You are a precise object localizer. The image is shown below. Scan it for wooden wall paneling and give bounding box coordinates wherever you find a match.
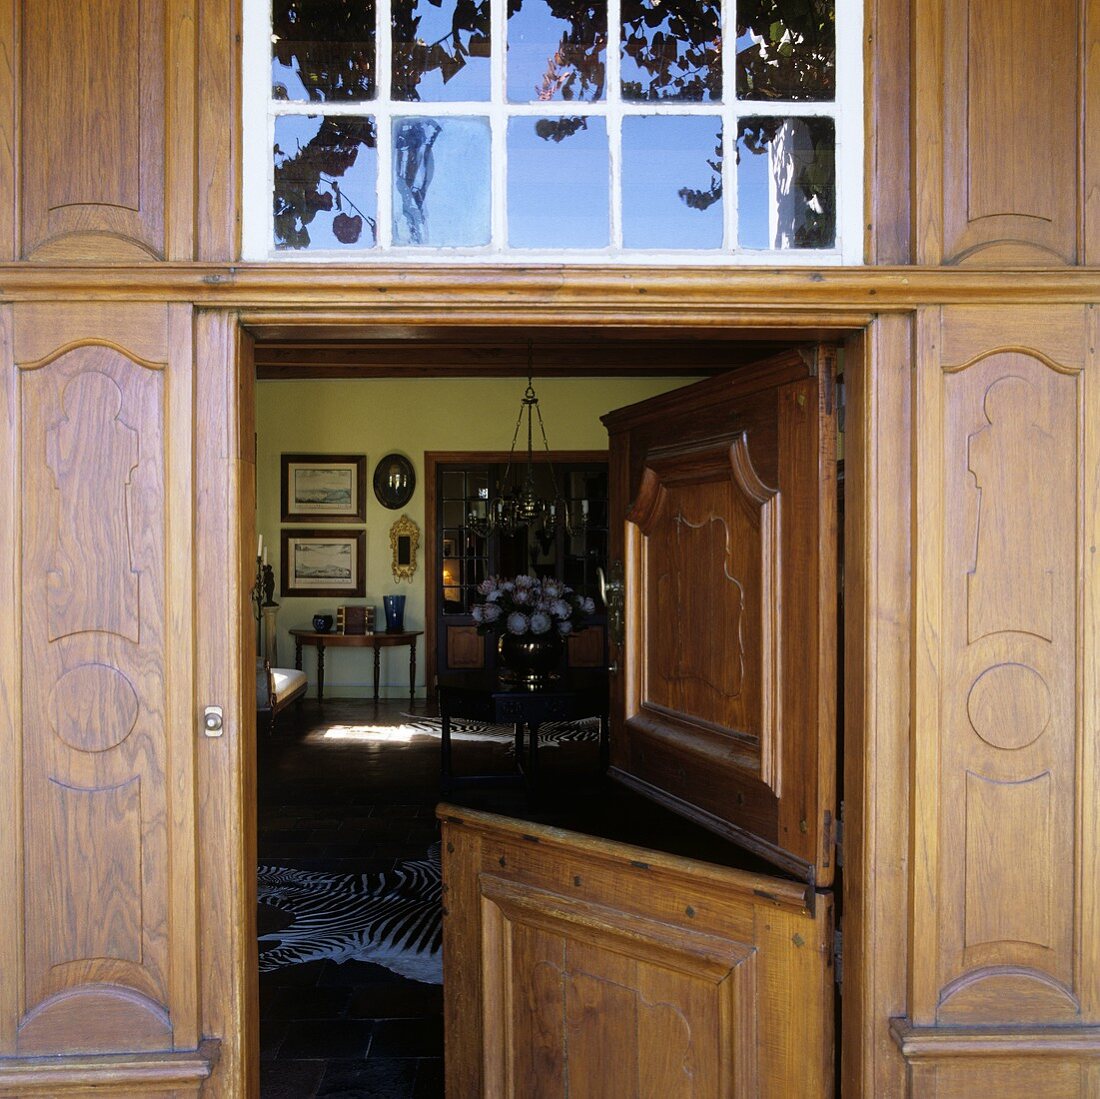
[841,316,911,1099]
[196,0,239,261]
[164,304,198,1046]
[195,311,257,1098]
[905,303,1100,1086]
[0,305,20,1054]
[866,0,911,263]
[1083,0,1100,262]
[0,301,216,1093]
[915,0,1081,265]
[165,0,197,261]
[1080,302,1100,1025]
[20,0,166,262]
[0,1,16,261]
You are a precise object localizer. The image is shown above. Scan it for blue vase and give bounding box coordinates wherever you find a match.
[383,594,406,632]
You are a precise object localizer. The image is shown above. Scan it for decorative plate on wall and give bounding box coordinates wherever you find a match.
[373,453,416,509]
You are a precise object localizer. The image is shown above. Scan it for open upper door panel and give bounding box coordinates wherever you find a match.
[602,346,839,887]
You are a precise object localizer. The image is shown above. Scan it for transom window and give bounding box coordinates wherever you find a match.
[242,0,862,263]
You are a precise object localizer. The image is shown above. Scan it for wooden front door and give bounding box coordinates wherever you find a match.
[0,306,254,1095]
[441,346,840,1097]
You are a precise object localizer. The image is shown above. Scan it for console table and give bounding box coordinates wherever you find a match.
[436,670,608,791]
[289,629,423,702]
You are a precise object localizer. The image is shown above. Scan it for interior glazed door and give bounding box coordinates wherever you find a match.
[440,347,840,1098]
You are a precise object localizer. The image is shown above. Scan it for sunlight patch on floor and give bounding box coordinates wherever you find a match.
[321,722,427,743]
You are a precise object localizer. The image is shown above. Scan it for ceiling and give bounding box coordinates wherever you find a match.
[251,325,845,379]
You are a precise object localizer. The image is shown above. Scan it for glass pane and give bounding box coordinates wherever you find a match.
[620,0,720,102]
[274,115,378,251]
[622,116,723,249]
[392,0,491,101]
[443,500,466,528]
[507,0,607,104]
[272,0,377,102]
[737,116,835,249]
[507,117,609,248]
[392,117,491,246]
[469,472,489,499]
[441,470,465,498]
[736,1,835,102]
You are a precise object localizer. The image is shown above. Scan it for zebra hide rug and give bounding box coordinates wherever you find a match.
[398,714,599,753]
[257,843,442,984]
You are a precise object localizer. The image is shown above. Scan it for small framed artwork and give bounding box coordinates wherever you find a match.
[282,453,367,522]
[281,529,366,597]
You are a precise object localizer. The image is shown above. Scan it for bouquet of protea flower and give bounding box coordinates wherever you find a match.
[471,574,595,638]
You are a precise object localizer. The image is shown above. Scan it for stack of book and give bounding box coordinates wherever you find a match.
[337,605,375,634]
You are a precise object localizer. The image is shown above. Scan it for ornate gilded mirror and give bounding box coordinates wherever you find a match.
[390,514,420,583]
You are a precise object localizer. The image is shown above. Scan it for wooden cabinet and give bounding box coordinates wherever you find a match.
[442,346,842,1095]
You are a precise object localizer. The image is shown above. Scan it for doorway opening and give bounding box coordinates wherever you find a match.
[243,323,857,1097]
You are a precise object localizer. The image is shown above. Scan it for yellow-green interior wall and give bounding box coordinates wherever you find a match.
[256,376,695,697]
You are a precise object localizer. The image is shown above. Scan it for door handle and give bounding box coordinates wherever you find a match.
[203,706,224,737]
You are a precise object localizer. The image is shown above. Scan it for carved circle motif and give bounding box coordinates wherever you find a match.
[966,663,1050,750]
[48,664,140,753]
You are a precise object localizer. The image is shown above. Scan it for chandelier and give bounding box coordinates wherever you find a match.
[467,361,586,539]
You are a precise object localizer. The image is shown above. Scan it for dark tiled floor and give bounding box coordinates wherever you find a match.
[258,699,450,1099]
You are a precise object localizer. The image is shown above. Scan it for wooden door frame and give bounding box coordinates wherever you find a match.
[226,305,909,1099]
[423,449,609,692]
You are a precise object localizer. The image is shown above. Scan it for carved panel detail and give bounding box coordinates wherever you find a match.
[966,663,1050,750]
[46,371,141,642]
[966,375,1056,642]
[48,664,140,752]
[20,0,167,259]
[19,337,177,1051]
[45,777,144,971]
[631,436,779,747]
[919,335,1080,1025]
[964,770,1052,951]
[932,0,1079,263]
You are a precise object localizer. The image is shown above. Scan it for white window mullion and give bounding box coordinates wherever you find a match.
[490,0,508,249]
[835,0,864,263]
[607,0,623,250]
[723,0,737,252]
[376,0,394,248]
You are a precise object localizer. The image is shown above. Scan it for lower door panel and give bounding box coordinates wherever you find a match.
[441,805,834,1099]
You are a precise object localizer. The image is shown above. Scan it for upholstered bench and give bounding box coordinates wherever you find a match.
[257,659,308,735]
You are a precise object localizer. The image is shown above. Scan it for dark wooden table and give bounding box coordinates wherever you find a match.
[290,629,423,702]
[436,670,609,791]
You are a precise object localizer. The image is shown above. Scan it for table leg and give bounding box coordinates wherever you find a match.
[514,722,524,759]
[599,711,609,774]
[409,638,416,702]
[373,645,381,704]
[294,638,303,670]
[316,643,325,702]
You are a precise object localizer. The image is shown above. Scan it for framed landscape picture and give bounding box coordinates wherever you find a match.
[281,529,366,597]
[281,453,367,522]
